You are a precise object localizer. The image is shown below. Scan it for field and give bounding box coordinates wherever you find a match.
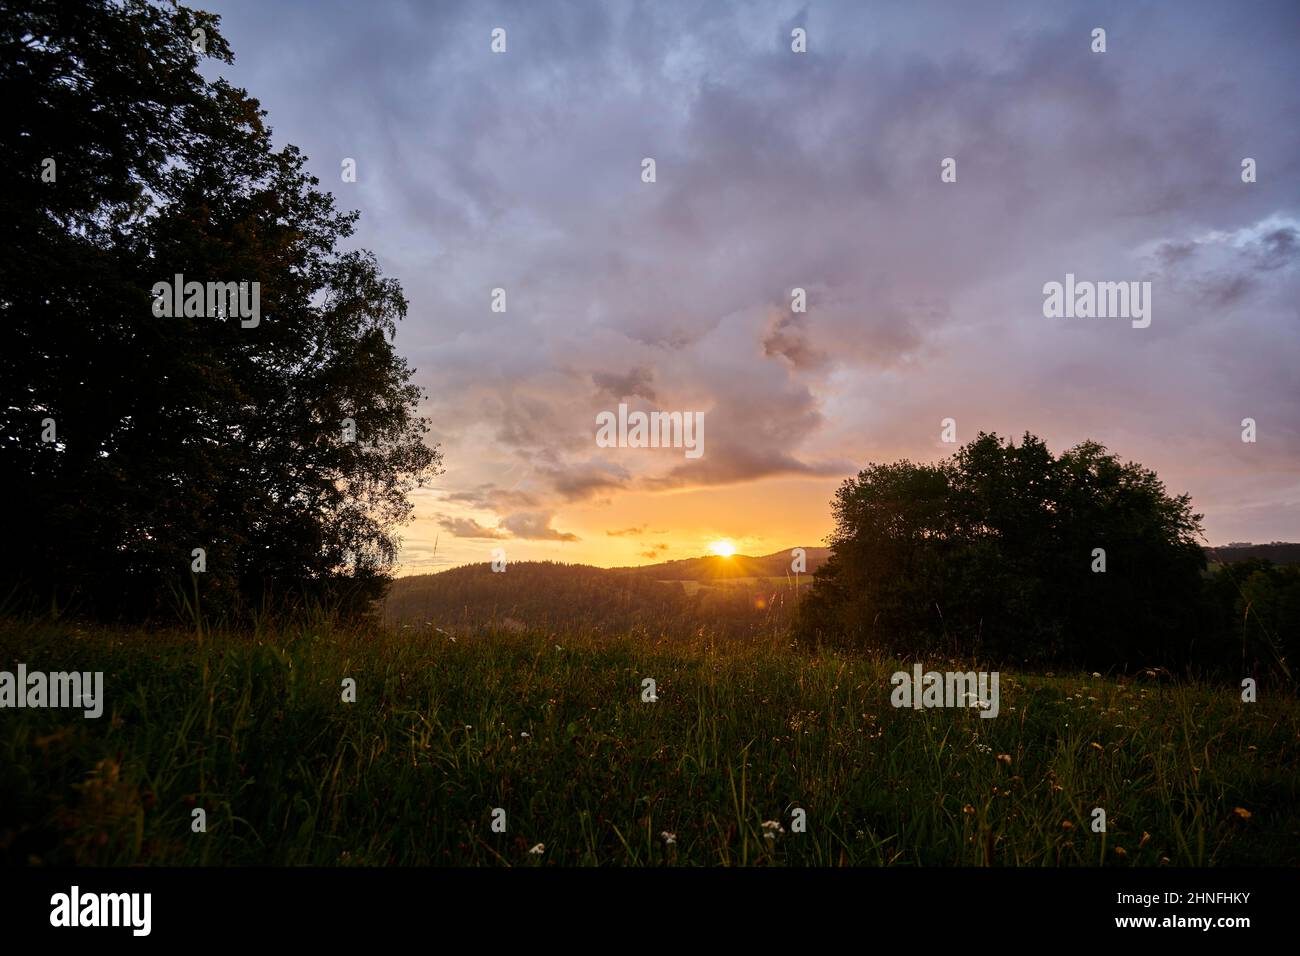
[2,617,1296,866]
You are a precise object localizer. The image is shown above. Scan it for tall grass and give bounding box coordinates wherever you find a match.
[1,618,1295,865]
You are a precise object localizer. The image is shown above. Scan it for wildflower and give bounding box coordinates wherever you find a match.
[996,753,1012,766]
[1091,672,1102,678]
[520,731,529,738]
[1233,807,1252,820]
[661,831,677,845]
[1061,820,1074,830]
[761,820,785,840]
[1139,831,1151,848]
[1089,742,1104,752]
[528,843,545,855]
[963,804,976,815]
[1114,846,1128,858]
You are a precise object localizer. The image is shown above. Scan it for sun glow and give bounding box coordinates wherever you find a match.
[709,540,736,557]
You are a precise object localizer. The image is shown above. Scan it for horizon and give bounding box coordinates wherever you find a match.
[395,539,1296,577]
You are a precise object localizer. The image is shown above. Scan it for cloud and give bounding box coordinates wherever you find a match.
[606,525,647,537]
[536,460,631,502]
[762,311,827,370]
[446,484,541,511]
[437,516,508,539]
[593,367,657,401]
[1247,224,1299,272]
[499,511,580,542]
[1143,214,1300,311]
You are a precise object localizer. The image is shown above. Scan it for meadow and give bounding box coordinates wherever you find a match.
[1,616,1295,866]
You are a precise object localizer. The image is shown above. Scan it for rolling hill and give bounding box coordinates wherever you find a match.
[383,548,829,637]
[614,547,830,580]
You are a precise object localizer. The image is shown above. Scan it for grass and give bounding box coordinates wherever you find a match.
[1,616,1296,866]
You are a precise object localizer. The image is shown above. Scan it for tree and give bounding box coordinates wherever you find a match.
[0,0,441,619]
[1199,559,1299,683]
[798,433,1206,670]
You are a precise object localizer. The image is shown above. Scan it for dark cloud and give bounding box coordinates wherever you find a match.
[592,367,657,401]
[1145,216,1300,313]
[437,516,508,539]
[1252,227,1299,271]
[1200,273,1255,309]
[535,460,630,502]
[1153,240,1197,269]
[762,312,827,370]
[499,511,580,542]
[446,484,541,511]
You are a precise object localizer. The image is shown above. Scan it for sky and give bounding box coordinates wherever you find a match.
[200,0,1300,573]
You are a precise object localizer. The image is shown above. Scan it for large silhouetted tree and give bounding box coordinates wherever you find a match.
[0,0,440,618]
[798,433,1206,670]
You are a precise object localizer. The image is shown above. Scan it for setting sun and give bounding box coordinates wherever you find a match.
[709,540,736,558]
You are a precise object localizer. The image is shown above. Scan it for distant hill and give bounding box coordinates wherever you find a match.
[1205,542,1300,566]
[614,547,830,581]
[383,549,825,637]
[384,561,691,635]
